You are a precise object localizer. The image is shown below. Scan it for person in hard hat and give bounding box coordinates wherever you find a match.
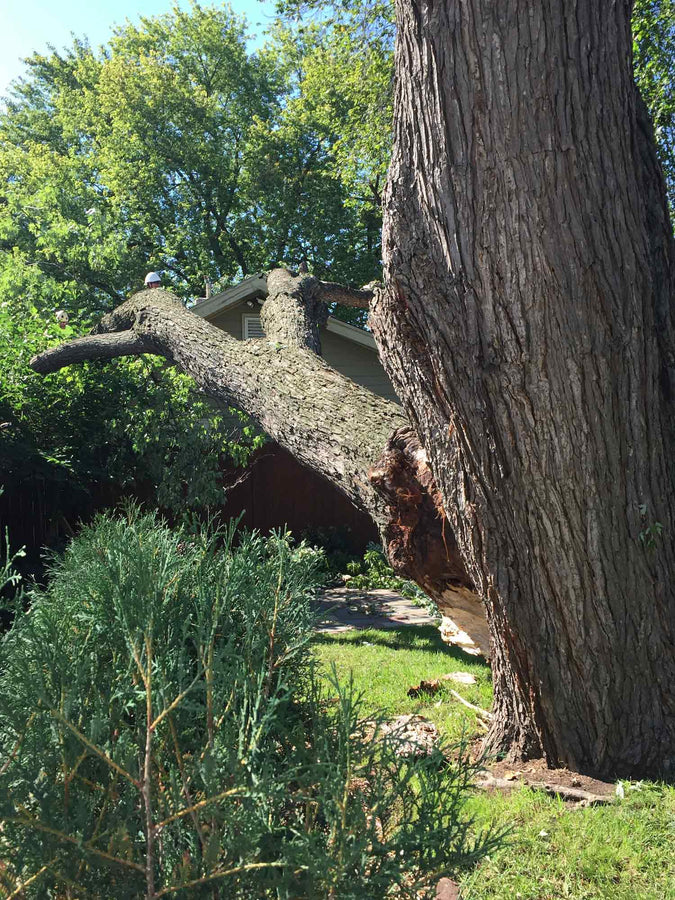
[145,272,162,289]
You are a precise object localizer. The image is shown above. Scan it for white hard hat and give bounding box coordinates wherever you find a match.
[144,271,161,285]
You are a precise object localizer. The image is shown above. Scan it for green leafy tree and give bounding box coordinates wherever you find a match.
[0,1,386,308]
[632,0,674,214]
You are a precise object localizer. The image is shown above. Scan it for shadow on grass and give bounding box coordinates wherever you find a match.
[313,624,489,668]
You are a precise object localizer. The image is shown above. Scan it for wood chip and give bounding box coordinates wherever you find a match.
[442,672,477,685]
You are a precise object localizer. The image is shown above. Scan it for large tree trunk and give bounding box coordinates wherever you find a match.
[30,270,489,654]
[376,0,675,777]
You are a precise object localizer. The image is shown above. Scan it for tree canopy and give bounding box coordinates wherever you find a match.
[0,1,388,525]
[1,0,672,544]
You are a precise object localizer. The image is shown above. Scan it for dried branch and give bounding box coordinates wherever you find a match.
[476,773,613,806]
[448,689,493,721]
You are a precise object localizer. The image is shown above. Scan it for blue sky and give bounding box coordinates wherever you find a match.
[0,0,276,98]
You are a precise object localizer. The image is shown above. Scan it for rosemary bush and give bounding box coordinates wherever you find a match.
[0,509,497,897]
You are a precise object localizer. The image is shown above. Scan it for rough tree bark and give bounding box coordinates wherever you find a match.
[375,0,675,777]
[30,270,489,655]
[30,1,675,779]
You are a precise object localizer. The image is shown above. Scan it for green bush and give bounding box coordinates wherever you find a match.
[0,509,497,897]
[345,543,439,615]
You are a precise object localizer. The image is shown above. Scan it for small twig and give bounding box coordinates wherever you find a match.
[168,714,206,850]
[50,709,141,788]
[5,858,57,899]
[448,689,493,721]
[77,777,116,882]
[3,816,145,872]
[155,861,288,897]
[151,671,203,731]
[156,787,244,831]
[0,712,36,775]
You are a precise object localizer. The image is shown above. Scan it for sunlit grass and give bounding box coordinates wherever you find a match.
[462,782,675,899]
[312,625,675,900]
[312,625,492,745]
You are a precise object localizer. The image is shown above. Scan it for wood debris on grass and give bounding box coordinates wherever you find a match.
[378,714,440,757]
[476,761,618,807]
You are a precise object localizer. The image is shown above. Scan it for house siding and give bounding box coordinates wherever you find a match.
[208,306,249,339]
[205,305,399,403]
[319,328,399,402]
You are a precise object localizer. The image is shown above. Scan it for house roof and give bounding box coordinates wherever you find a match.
[192,273,378,351]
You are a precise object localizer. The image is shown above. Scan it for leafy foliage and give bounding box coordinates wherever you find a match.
[269,0,393,303]
[0,509,497,897]
[0,1,384,311]
[632,0,675,215]
[0,298,264,514]
[344,542,438,613]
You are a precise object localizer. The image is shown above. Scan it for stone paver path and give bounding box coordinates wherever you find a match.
[313,587,439,633]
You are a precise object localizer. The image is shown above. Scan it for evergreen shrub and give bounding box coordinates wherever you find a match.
[0,508,498,897]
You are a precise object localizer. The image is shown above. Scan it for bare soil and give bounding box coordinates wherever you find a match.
[479,756,618,802]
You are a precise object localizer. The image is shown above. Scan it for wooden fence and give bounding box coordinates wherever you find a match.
[1,443,378,582]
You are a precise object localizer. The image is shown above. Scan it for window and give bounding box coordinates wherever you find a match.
[242,314,265,340]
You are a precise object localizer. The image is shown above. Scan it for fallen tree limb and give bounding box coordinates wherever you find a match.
[31,331,148,374]
[315,280,375,309]
[29,269,491,656]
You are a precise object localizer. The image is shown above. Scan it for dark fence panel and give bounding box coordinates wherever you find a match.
[221,444,379,552]
[1,443,378,583]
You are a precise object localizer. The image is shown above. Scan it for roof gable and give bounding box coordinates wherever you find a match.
[192,274,378,351]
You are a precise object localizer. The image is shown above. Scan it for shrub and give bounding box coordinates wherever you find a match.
[0,509,497,897]
[345,543,439,615]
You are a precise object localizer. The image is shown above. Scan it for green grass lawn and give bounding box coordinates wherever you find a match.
[463,782,675,899]
[312,625,675,900]
[312,625,492,744]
